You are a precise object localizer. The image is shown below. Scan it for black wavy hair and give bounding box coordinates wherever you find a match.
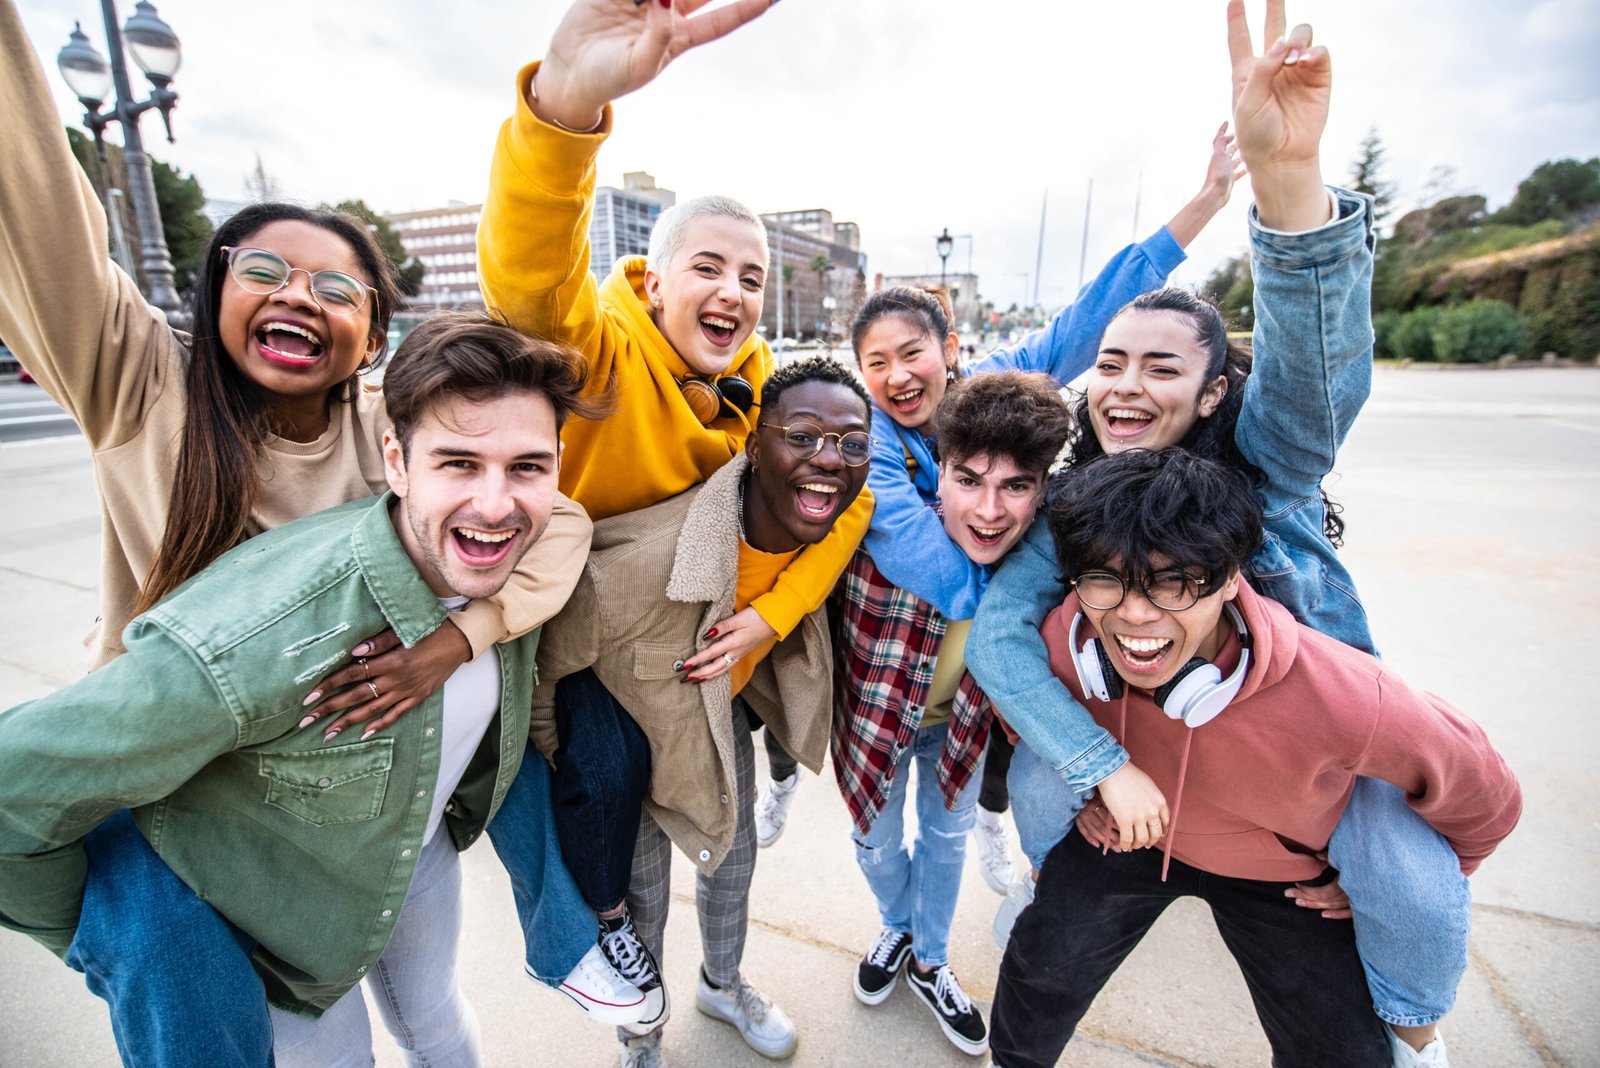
[1049,448,1264,593]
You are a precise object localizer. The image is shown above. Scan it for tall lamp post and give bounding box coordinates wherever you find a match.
[57,1,186,324]
[935,227,954,289]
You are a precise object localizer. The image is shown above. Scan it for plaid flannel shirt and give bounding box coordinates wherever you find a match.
[832,548,993,836]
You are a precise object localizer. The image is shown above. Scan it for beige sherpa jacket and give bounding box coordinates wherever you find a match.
[531,453,834,873]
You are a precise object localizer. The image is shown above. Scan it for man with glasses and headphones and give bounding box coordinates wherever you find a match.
[986,448,1521,1068]
[522,357,871,1067]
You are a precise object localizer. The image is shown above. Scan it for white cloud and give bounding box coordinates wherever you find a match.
[19,0,1598,312]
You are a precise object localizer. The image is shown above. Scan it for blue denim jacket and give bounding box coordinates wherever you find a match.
[0,494,539,1013]
[965,188,1377,791]
[863,227,1187,621]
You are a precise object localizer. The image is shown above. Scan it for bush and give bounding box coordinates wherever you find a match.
[1393,306,1444,361]
[1431,300,1528,363]
[1371,311,1403,360]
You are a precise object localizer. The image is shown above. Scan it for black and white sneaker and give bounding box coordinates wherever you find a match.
[853,928,913,1006]
[906,962,989,1055]
[599,909,670,1035]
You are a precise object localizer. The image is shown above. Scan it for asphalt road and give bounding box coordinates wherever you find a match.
[0,365,1596,1067]
[0,381,78,443]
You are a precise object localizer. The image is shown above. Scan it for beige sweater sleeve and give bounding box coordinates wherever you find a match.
[0,0,178,450]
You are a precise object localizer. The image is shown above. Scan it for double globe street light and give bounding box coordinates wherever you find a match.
[57,1,186,323]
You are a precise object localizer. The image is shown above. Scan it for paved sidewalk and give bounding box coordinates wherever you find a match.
[0,366,1595,1066]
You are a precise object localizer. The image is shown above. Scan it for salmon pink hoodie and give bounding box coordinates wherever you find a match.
[1041,582,1521,882]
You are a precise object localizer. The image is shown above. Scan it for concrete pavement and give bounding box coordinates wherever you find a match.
[0,365,1595,1066]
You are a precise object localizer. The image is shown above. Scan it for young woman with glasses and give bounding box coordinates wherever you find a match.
[966,4,1466,1063]
[0,2,609,1060]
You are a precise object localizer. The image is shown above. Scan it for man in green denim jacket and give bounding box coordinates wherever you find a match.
[0,315,592,1024]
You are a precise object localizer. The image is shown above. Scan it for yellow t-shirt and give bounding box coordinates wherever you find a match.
[921,618,972,729]
[729,538,802,696]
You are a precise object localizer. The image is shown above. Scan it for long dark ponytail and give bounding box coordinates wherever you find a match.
[133,202,400,615]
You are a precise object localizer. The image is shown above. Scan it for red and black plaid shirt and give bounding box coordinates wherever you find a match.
[831,549,993,836]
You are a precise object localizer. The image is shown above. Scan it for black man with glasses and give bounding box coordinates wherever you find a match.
[987,448,1521,1068]
[524,357,872,1064]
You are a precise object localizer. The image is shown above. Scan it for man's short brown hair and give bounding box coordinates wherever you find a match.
[383,313,604,455]
[932,370,1072,477]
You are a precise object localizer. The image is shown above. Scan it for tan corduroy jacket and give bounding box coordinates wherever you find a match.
[531,454,835,873]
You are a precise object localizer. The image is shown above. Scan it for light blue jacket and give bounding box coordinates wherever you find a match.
[965,188,1378,791]
[863,228,1187,621]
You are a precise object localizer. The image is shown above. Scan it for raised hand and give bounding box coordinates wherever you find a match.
[1226,0,1332,231]
[533,0,776,131]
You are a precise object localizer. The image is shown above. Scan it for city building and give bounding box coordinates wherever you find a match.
[761,209,867,342]
[591,172,676,278]
[386,200,483,310]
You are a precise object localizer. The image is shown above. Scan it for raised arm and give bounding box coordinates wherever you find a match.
[0,0,175,450]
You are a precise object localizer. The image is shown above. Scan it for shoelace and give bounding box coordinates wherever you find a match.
[979,819,1008,852]
[929,966,974,1015]
[730,975,772,1022]
[866,930,905,969]
[602,924,658,986]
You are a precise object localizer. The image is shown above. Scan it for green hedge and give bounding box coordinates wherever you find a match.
[1380,301,1529,363]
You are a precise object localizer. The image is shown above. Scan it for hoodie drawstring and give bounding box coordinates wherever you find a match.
[1161,730,1195,882]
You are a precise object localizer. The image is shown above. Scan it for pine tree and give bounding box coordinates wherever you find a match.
[1349,127,1396,225]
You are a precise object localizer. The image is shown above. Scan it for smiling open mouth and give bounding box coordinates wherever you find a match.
[1114,634,1174,673]
[968,525,1009,548]
[451,526,518,567]
[700,314,737,345]
[794,482,840,520]
[257,322,325,362]
[888,387,924,414]
[1104,408,1153,438]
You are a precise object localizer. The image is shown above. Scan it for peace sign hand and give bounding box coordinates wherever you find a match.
[533,0,777,131]
[1226,0,1332,231]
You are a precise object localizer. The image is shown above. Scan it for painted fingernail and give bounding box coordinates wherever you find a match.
[298,714,318,729]
[1285,47,1301,64]
[324,727,343,741]
[361,728,376,740]
[660,0,671,8]
[704,628,718,640]
[302,691,321,707]
[353,643,372,656]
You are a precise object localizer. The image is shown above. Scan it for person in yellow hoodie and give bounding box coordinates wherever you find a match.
[472,2,872,1054]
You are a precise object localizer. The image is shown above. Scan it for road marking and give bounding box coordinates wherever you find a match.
[0,414,77,427]
[0,400,61,413]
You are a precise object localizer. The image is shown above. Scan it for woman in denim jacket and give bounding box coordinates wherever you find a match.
[967,7,1464,1065]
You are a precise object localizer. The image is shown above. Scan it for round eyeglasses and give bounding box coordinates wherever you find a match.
[760,421,872,467]
[1071,569,1210,612]
[221,246,375,316]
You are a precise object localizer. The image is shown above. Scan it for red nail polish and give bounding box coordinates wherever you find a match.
[660,0,671,8]
[704,628,718,640]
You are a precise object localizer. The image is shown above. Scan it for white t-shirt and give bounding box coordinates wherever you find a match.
[423,596,504,844]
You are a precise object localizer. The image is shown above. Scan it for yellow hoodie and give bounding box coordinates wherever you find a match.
[478,62,871,639]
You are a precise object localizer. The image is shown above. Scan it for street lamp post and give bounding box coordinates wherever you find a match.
[935,227,955,290]
[57,1,186,324]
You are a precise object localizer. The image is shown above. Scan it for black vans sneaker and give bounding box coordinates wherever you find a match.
[599,909,669,1035]
[853,928,913,1006]
[906,962,989,1055]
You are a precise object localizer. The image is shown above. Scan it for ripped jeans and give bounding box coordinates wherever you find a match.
[851,721,980,968]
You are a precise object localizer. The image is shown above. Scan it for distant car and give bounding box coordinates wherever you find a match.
[0,344,28,383]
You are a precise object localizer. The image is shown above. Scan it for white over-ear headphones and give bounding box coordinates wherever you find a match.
[1068,603,1251,728]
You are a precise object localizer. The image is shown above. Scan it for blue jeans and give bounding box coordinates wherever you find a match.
[1330,776,1469,1027]
[484,742,603,986]
[1005,736,1083,871]
[270,831,480,1067]
[65,810,274,1068]
[540,667,653,912]
[852,721,980,968]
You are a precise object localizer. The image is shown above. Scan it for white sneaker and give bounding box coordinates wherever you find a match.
[598,909,670,1036]
[755,771,803,849]
[1387,1027,1450,1067]
[617,1029,667,1068]
[973,807,1017,895]
[547,943,648,1025]
[992,874,1036,950]
[695,969,798,1059]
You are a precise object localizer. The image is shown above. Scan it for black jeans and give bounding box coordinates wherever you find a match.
[979,729,1014,814]
[763,724,798,782]
[549,667,653,912]
[990,831,1388,1068]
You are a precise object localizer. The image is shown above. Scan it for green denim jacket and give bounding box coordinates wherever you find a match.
[0,493,539,1013]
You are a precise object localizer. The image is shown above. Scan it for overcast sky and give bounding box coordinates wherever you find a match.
[19,0,1600,310]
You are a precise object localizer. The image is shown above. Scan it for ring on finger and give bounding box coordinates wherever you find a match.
[366,680,381,701]
[721,653,737,666]
[358,656,371,680]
